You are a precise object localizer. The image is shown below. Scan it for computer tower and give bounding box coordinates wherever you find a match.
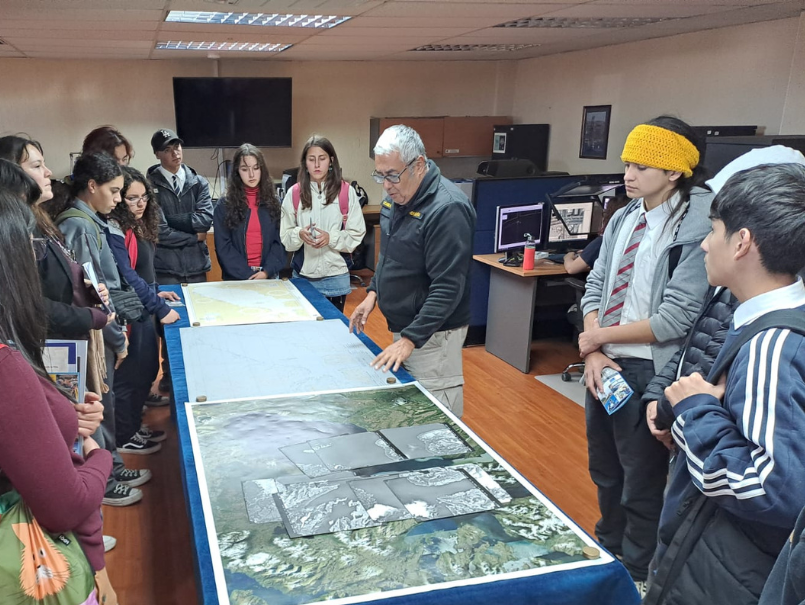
[492,124,550,173]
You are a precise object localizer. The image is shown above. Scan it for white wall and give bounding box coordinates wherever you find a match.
[512,16,805,174]
[2,15,804,190]
[0,58,515,200]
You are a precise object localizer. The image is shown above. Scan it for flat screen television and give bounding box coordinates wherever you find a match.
[172,77,292,148]
[494,203,544,253]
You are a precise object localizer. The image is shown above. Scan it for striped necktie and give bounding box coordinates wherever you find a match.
[601,213,648,327]
[172,174,181,195]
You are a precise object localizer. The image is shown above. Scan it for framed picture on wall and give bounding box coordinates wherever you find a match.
[579,105,611,160]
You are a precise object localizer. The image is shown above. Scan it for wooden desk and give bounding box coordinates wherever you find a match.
[362,204,381,219]
[362,205,382,270]
[473,253,568,373]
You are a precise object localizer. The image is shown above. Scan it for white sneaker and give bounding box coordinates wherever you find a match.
[634,580,648,598]
[103,535,117,553]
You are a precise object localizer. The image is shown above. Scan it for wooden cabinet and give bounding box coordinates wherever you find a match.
[370,116,511,159]
[443,116,511,157]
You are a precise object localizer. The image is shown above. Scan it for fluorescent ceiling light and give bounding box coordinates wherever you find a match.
[166,11,350,29]
[156,40,292,52]
[412,44,539,52]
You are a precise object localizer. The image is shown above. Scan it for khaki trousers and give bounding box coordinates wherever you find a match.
[393,325,468,417]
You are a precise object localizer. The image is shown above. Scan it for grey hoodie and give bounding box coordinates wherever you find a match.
[581,187,713,374]
[57,199,126,353]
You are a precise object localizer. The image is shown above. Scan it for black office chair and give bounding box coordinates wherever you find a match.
[561,277,587,382]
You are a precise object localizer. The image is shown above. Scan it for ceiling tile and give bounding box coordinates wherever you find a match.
[541,2,736,17]
[157,28,316,44]
[337,16,513,28]
[448,27,600,43]
[0,28,156,41]
[315,26,479,38]
[0,8,165,21]
[0,0,167,8]
[362,2,560,19]
[8,39,154,50]
[0,19,159,32]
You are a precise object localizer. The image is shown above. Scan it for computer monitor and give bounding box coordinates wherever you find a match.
[549,200,596,245]
[494,203,544,255]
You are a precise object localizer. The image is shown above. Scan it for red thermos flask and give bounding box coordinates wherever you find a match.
[523,233,536,270]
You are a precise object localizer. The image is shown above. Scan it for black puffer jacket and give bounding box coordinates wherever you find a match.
[642,286,739,429]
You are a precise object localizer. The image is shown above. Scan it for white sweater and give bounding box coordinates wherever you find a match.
[280,181,366,278]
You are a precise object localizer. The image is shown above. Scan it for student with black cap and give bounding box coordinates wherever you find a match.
[147,128,213,392]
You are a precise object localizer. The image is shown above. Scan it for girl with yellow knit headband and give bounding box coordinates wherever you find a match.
[575,116,712,595]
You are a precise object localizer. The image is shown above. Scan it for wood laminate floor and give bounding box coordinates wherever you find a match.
[103,279,598,604]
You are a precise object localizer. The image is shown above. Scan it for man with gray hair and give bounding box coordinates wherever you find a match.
[349,125,476,416]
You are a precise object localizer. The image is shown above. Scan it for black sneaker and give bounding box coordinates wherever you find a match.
[119,433,162,456]
[144,392,169,407]
[137,424,166,443]
[102,484,143,507]
[114,467,152,487]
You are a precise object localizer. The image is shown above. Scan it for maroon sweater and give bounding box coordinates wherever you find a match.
[0,346,112,571]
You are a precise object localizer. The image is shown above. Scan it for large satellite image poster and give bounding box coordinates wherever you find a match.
[186,383,611,605]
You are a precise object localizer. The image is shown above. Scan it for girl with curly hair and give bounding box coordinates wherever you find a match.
[107,166,179,454]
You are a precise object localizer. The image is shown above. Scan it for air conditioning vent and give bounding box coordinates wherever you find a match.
[496,16,670,29]
[411,43,538,52]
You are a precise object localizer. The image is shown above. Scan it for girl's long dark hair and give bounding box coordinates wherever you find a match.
[644,116,710,220]
[297,135,343,210]
[0,191,49,379]
[0,159,42,203]
[0,134,63,240]
[111,166,160,243]
[223,144,280,230]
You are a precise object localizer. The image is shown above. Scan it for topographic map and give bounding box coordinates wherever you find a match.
[180,320,393,402]
[183,280,321,327]
[187,384,602,605]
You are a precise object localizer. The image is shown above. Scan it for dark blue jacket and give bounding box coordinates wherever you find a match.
[147,164,213,280]
[212,199,286,281]
[647,303,805,605]
[759,505,805,605]
[106,224,171,321]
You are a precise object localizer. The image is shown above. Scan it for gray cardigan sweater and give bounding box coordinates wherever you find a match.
[580,187,713,374]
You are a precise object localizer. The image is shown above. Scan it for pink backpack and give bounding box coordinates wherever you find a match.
[291,180,350,229]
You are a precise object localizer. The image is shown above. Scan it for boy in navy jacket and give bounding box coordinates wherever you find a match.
[645,163,805,605]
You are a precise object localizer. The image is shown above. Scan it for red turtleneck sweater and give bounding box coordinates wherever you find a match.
[245,186,263,268]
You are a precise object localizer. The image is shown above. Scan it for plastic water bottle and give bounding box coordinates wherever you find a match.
[598,367,634,415]
[523,233,536,270]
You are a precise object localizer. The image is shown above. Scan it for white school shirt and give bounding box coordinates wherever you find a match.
[157,165,185,193]
[733,279,805,329]
[602,193,681,361]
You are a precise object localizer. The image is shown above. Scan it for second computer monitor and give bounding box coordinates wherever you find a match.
[495,203,544,253]
[549,200,596,245]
